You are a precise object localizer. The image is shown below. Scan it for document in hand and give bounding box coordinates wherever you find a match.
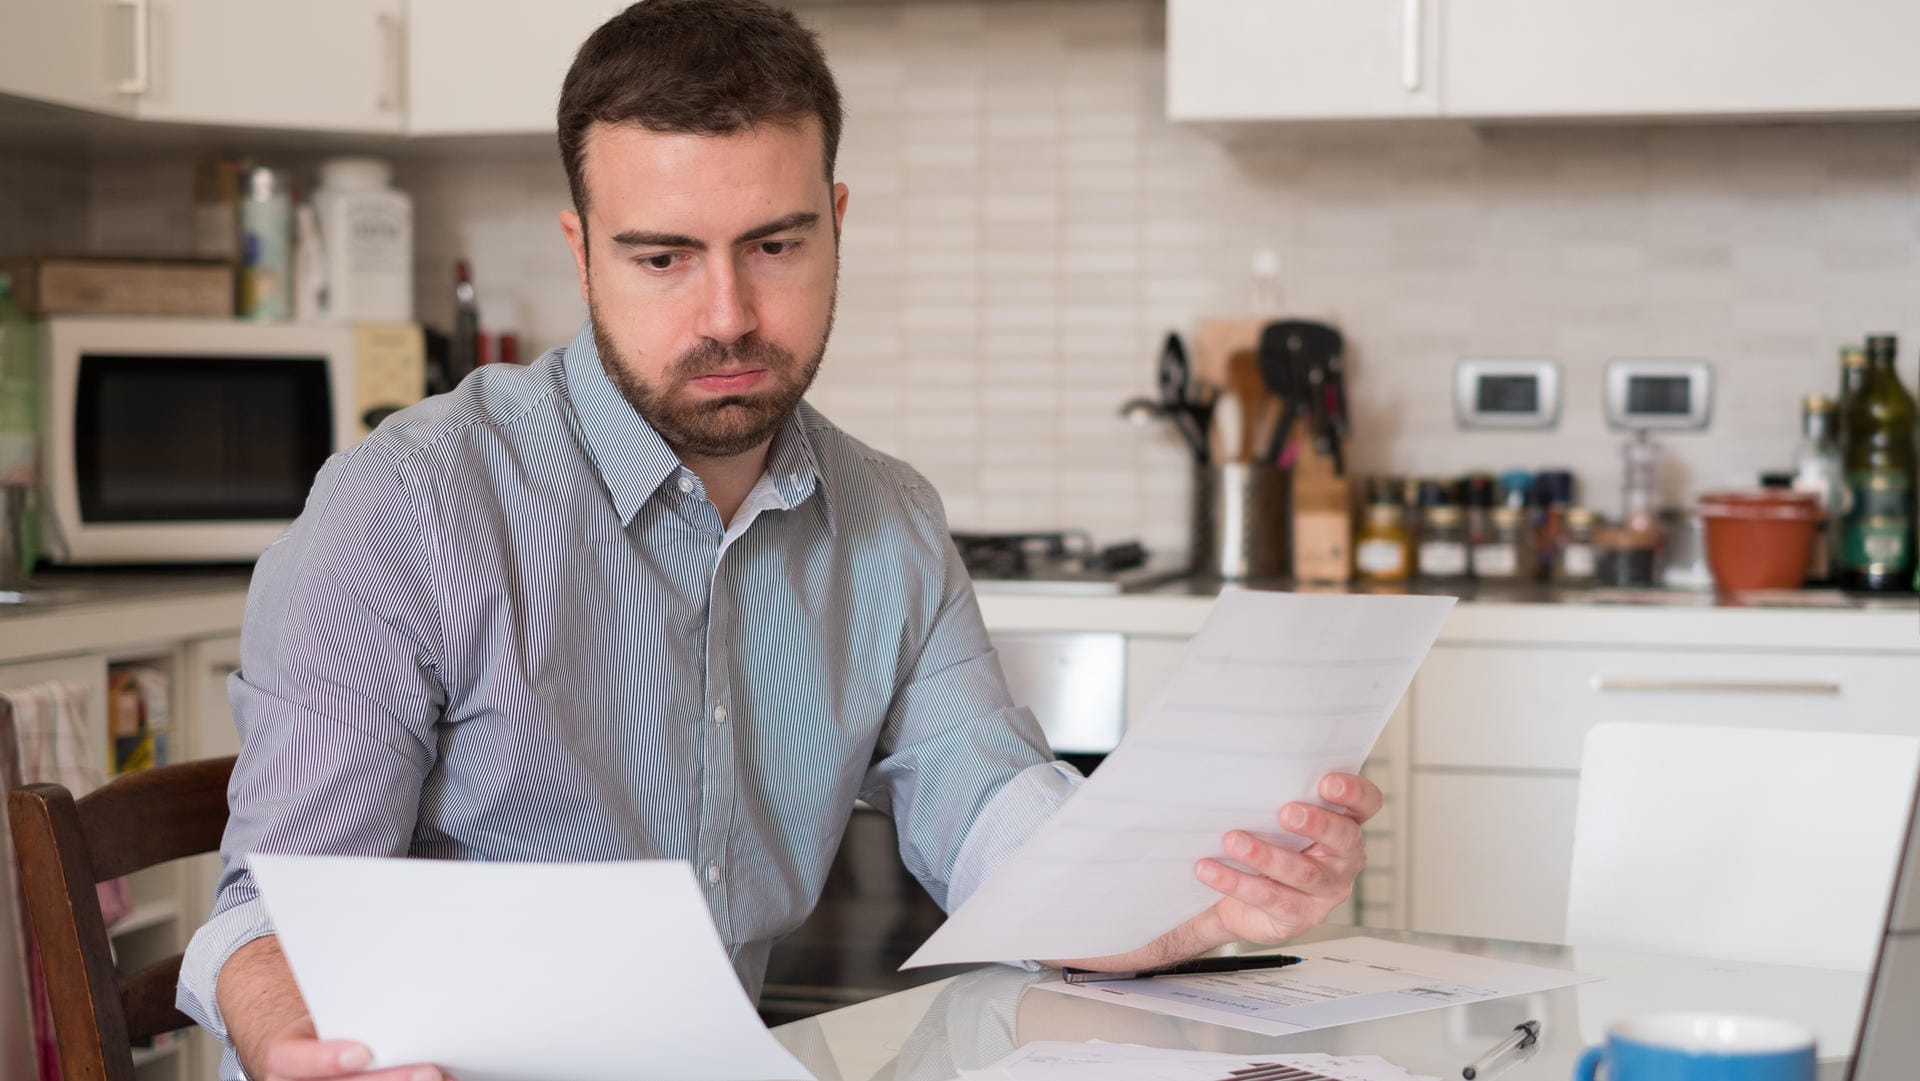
[247,855,814,1081]
[904,590,1455,968]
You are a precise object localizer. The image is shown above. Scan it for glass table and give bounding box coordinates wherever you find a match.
[773,927,1867,1081]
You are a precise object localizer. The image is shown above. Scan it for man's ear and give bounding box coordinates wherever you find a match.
[831,182,849,242]
[560,208,590,306]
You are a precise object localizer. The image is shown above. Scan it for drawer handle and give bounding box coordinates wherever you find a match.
[1593,676,1841,697]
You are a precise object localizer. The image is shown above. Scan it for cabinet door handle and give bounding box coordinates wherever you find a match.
[1401,0,1423,92]
[377,11,405,113]
[1592,676,1842,697]
[116,0,151,96]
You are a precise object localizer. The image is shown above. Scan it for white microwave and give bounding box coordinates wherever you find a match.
[38,317,424,564]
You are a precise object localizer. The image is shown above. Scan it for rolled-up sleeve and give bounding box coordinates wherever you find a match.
[858,479,1079,912]
[177,442,445,1044]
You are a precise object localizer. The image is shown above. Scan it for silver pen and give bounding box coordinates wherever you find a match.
[1462,1019,1541,1080]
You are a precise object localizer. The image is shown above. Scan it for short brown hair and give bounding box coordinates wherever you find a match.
[557,0,844,221]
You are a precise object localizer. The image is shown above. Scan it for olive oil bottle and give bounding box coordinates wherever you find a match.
[1840,335,1917,592]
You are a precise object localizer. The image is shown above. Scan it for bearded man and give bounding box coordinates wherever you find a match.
[177,3,1381,1079]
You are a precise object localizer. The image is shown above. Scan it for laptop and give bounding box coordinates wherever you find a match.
[1848,763,1920,1080]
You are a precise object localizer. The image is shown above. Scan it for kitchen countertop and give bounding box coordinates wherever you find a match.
[0,566,1913,663]
[976,575,1920,651]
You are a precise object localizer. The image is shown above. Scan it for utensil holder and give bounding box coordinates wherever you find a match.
[1192,463,1289,580]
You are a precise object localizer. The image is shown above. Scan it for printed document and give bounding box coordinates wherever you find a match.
[1038,936,1594,1037]
[906,591,1455,967]
[248,855,814,1081]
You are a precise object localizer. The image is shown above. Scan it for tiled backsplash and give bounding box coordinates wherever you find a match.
[6,0,1920,557]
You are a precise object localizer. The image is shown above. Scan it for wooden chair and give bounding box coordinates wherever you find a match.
[6,735,234,1081]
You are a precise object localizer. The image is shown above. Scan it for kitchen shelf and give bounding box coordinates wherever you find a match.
[129,1040,180,1068]
[110,898,181,940]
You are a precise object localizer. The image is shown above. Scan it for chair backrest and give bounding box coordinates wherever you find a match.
[1567,722,1919,972]
[6,752,234,1081]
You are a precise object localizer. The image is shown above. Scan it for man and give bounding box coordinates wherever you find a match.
[177,2,1382,1078]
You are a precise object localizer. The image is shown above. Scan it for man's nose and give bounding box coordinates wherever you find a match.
[698,257,758,345]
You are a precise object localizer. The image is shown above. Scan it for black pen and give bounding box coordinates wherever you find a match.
[1061,952,1305,984]
[1461,1020,1541,1080]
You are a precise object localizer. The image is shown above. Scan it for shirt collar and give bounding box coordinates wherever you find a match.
[561,321,836,532]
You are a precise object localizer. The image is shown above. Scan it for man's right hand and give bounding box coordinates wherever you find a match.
[254,1016,442,1081]
[218,936,445,1081]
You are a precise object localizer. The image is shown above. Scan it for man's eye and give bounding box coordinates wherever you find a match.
[641,253,679,271]
[759,240,796,256]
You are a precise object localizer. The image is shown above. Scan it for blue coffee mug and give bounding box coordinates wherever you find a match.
[1574,1013,1814,1081]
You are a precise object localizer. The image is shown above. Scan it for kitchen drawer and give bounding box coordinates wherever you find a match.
[1414,645,1918,771]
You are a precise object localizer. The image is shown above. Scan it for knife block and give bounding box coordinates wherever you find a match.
[1288,433,1353,583]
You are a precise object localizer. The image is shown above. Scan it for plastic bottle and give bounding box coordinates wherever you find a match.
[311,157,414,322]
[0,274,38,581]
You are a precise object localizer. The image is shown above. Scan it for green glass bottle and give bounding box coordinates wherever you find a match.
[1840,334,1917,592]
[0,272,37,580]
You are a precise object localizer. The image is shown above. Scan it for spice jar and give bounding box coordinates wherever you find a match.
[1355,502,1412,583]
[1593,526,1662,588]
[1555,507,1598,585]
[1417,504,1470,583]
[1473,506,1532,582]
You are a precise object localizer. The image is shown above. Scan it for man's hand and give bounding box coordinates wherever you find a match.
[1053,771,1381,973]
[1190,771,1379,945]
[254,1016,443,1081]
[219,936,446,1081]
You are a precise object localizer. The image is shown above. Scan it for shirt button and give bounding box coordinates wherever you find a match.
[677,476,694,494]
[713,704,728,725]
[706,862,721,886]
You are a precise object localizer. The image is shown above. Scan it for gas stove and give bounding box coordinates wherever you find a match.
[950,531,1187,595]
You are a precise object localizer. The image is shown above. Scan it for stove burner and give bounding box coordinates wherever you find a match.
[949,531,1149,581]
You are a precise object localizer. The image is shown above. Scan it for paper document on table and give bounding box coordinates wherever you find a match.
[1038,936,1595,1037]
[906,591,1455,967]
[248,855,813,1081]
[959,1041,1438,1081]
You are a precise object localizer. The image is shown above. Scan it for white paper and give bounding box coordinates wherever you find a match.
[1037,936,1595,1037]
[959,1041,1437,1081]
[247,854,814,1081]
[907,591,1455,967]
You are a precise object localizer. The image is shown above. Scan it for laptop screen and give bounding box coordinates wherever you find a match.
[1848,768,1920,1081]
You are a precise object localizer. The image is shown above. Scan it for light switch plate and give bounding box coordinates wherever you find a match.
[1454,358,1560,430]
[1605,357,1712,431]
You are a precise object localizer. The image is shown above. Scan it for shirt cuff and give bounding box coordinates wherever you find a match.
[176,894,277,1044]
[946,759,1083,916]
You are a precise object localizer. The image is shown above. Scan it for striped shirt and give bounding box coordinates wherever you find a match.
[177,323,1079,1075]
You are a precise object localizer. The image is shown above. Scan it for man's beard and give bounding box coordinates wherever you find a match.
[589,294,832,459]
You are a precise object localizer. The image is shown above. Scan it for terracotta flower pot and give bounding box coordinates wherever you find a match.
[1697,490,1822,592]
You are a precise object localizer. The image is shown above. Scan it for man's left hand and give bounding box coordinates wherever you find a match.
[1190,771,1381,946]
[1051,771,1382,973]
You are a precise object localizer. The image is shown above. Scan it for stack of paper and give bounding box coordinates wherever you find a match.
[959,1041,1437,1081]
[1038,936,1594,1037]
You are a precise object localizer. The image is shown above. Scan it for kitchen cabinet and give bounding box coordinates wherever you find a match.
[0,0,133,116]
[406,0,628,135]
[128,0,405,132]
[1165,0,1441,121]
[0,585,249,1081]
[1404,634,1920,946]
[1406,771,1578,944]
[0,0,404,133]
[1441,0,1920,119]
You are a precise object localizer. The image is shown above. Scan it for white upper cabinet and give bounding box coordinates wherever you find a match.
[0,0,136,116]
[407,0,629,135]
[128,0,405,132]
[1442,0,1920,119]
[1166,0,1441,121]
